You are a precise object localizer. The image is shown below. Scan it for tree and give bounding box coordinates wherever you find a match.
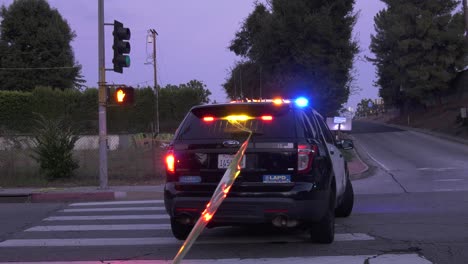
[356,98,376,117]
[159,80,212,125]
[224,0,359,116]
[0,0,83,91]
[369,0,466,108]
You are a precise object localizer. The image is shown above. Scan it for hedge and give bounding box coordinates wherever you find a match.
[0,87,182,134]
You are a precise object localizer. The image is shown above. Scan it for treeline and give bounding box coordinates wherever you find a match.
[223,0,358,116]
[369,0,466,108]
[0,80,211,134]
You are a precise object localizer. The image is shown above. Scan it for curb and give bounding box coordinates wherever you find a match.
[347,136,373,181]
[30,192,115,202]
[0,190,166,203]
[349,149,369,176]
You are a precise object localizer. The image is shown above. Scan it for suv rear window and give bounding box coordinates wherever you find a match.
[175,104,297,140]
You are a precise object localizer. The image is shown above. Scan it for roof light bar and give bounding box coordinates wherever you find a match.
[273,98,283,105]
[226,115,250,121]
[228,97,307,107]
[295,97,309,108]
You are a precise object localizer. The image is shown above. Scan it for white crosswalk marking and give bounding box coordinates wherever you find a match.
[61,206,166,212]
[0,254,433,264]
[0,232,374,247]
[0,199,433,264]
[44,214,170,221]
[69,200,165,206]
[25,224,171,231]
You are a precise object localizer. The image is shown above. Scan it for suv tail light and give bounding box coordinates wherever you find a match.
[297,144,317,173]
[165,146,176,174]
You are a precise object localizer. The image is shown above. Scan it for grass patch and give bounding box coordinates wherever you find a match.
[341,149,355,162]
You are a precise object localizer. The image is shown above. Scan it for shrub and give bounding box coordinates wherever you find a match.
[31,114,79,180]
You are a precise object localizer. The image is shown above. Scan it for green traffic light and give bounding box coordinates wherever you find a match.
[125,56,131,67]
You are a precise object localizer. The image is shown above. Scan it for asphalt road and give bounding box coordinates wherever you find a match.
[0,121,467,263]
[352,120,468,193]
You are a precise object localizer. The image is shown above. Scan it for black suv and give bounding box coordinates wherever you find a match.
[164,98,354,243]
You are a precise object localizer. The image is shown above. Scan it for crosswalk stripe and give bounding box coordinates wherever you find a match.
[44,215,170,221]
[0,254,434,264]
[0,233,373,247]
[69,200,164,207]
[61,206,166,212]
[25,224,171,232]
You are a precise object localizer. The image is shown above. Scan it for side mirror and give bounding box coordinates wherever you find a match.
[340,139,354,150]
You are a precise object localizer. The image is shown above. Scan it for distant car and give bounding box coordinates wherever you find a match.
[164,98,354,244]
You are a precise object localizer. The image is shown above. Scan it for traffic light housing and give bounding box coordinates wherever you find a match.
[113,87,135,106]
[112,20,131,73]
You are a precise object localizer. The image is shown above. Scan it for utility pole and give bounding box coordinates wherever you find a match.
[149,29,159,135]
[98,0,108,189]
[464,0,468,39]
[259,65,262,99]
[239,64,243,99]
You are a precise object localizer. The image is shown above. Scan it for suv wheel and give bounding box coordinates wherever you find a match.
[310,184,335,244]
[335,176,354,218]
[171,217,193,240]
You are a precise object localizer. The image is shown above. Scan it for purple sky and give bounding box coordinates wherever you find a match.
[0,0,385,110]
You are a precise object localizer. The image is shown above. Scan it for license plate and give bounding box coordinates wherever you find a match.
[218,154,246,169]
[179,176,202,183]
[263,175,291,183]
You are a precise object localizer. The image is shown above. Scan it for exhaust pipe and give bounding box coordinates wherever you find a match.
[272,215,299,228]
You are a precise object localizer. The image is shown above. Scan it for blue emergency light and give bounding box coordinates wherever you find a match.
[295,97,309,108]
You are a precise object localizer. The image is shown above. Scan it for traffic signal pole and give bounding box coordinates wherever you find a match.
[98,0,108,189]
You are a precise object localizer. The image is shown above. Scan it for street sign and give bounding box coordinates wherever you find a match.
[327,117,352,131]
[333,116,347,124]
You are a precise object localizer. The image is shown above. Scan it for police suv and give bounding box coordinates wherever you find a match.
[164,98,355,244]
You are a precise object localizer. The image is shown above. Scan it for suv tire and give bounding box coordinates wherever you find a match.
[310,184,335,244]
[171,217,192,240]
[335,176,354,218]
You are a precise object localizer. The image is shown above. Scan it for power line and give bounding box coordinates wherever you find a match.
[0,66,79,70]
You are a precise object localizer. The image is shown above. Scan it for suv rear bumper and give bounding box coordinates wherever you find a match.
[164,183,330,226]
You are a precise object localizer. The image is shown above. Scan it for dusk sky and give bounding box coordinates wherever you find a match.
[0,0,385,110]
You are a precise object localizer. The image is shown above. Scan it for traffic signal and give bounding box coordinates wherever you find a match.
[112,20,131,73]
[113,87,135,106]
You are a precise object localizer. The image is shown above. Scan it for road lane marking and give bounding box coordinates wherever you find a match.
[61,206,166,212]
[69,200,164,207]
[0,233,374,247]
[433,179,464,182]
[417,167,457,171]
[366,152,390,171]
[25,224,171,232]
[357,142,390,171]
[333,233,374,241]
[434,189,458,192]
[44,215,170,221]
[0,254,434,264]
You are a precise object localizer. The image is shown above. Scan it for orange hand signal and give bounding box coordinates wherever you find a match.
[116,89,126,103]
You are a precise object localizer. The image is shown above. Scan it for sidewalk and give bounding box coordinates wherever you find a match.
[0,185,165,203]
[0,153,370,203]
